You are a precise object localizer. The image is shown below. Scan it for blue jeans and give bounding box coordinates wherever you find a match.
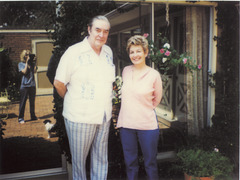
[19,86,36,120]
[120,128,160,180]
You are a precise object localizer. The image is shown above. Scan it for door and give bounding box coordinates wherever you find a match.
[32,39,54,95]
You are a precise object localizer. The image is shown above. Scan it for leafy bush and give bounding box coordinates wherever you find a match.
[0,48,21,101]
[201,2,239,173]
[176,148,233,178]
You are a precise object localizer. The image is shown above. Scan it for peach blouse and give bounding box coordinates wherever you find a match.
[117,65,162,130]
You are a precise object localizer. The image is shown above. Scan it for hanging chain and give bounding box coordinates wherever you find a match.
[166,2,169,26]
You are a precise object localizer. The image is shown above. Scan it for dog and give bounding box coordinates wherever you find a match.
[43,120,55,138]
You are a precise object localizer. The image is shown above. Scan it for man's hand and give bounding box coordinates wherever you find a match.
[54,80,67,98]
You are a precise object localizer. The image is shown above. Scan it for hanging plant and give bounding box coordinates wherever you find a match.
[144,33,202,75]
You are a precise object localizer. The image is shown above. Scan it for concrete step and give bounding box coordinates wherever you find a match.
[157,151,177,163]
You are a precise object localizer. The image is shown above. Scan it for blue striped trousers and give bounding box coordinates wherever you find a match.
[64,118,111,180]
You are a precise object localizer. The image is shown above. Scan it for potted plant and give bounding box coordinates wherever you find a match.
[175,148,234,180]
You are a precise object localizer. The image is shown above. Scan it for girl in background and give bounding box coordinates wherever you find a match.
[18,50,38,124]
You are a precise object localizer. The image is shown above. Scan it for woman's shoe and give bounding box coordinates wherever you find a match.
[31,116,38,121]
[19,118,25,124]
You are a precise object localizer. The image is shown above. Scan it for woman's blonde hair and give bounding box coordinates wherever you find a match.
[20,50,30,62]
[126,35,149,54]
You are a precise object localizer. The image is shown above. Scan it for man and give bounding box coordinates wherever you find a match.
[54,15,115,180]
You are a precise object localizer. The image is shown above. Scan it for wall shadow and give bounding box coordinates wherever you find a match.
[1,136,62,174]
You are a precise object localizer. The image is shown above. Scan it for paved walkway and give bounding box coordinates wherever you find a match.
[2,94,169,140]
[2,95,57,142]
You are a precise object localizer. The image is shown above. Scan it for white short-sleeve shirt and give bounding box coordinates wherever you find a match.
[55,37,115,124]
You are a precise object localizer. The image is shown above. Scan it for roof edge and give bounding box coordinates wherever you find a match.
[0,29,53,33]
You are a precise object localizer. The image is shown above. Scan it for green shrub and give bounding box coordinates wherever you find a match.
[176,148,233,178]
[0,48,20,101]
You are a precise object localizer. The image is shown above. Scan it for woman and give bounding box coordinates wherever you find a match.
[18,50,38,124]
[117,35,163,180]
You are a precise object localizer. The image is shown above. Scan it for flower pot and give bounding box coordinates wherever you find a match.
[184,173,214,180]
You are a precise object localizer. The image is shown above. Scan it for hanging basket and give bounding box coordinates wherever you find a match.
[184,173,214,180]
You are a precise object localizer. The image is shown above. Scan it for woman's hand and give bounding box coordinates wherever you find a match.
[21,54,30,74]
[25,55,30,64]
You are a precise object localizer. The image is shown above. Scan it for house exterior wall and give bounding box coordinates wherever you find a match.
[0,30,54,95]
[0,31,49,63]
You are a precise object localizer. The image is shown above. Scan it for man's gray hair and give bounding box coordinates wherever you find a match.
[88,15,110,28]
